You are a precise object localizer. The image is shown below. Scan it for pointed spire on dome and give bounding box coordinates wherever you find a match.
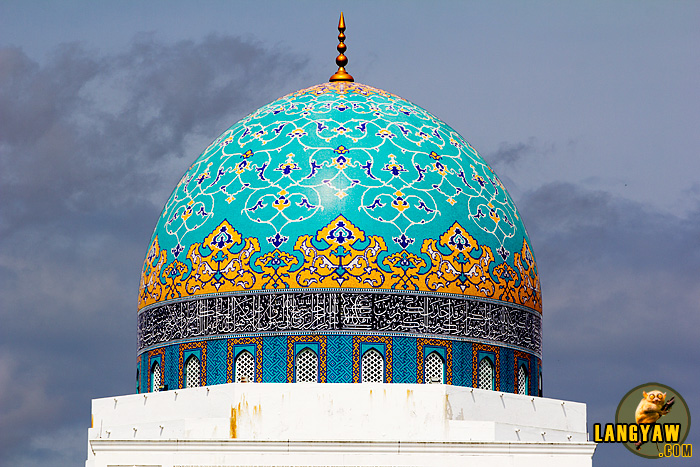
[329,12,354,82]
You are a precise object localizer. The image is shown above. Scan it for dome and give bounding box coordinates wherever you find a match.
[136,81,542,393]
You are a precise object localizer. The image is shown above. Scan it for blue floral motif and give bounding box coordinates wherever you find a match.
[171,243,184,258]
[326,221,355,244]
[448,228,469,251]
[393,234,415,249]
[267,233,288,247]
[497,246,510,261]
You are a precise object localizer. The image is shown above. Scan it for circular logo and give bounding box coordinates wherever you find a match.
[615,382,691,459]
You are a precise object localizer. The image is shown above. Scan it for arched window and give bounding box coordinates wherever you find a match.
[136,369,140,394]
[361,349,384,383]
[424,351,444,384]
[518,364,529,395]
[185,355,201,388]
[295,347,318,383]
[538,370,543,397]
[235,350,255,382]
[151,362,161,392]
[478,356,494,390]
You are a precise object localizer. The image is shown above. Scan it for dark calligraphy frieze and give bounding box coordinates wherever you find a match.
[137,292,541,354]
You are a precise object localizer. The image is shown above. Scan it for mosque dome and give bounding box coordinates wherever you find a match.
[136,18,542,394]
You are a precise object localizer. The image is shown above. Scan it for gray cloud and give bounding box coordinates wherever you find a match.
[0,35,308,236]
[517,182,700,466]
[480,138,557,201]
[486,138,542,168]
[0,35,308,465]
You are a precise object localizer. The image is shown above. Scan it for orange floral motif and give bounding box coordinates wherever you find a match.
[254,249,299,289]
[138,218,542,313]
[383,250,426,291]
[513,240,540,310]
[295,216,387,288]
[493,261,519,304]
[184,220,260,295]
[289,81,397,99]
[161,259,189,301]
[391,191,410,212]
[421,222,496,297]
[139,237,167,309]
[272,195,290,211]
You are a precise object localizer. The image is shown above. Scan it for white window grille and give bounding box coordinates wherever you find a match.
[518,365,528,395]
[235,350,255,382]
[424,351,444,384]
[361,349,384,383]
[478,357,494,390]
[185,355,201,388]
[151,363,161,392]
[295,348,318,383]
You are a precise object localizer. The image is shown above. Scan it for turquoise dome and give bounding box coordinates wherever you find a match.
[140,81,540,309]
[136,81,542,394]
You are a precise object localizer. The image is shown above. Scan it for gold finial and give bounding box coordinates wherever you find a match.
[329,12,354,82]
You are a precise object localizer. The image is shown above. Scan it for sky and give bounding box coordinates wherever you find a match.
[0,1,698,465]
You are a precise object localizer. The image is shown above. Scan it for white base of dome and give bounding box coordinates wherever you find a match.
[86,383,596,466]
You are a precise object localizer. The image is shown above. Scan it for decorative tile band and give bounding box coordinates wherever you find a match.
[138,335,539,393]
[140,217,541,313]
[137,291,541,354]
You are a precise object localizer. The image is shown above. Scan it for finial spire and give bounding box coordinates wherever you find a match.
[329,12,354,82]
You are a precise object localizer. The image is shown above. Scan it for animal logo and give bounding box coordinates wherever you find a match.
[613,382,690,459]
[634,390,675,450]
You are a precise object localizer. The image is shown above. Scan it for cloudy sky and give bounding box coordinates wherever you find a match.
[1,1,698,465]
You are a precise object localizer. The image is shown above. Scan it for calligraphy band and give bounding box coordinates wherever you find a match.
[138,292,541,355]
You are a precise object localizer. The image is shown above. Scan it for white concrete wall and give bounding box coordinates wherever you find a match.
[87,383,595,467]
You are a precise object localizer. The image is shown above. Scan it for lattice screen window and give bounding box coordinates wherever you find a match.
[185,355,201,388]
[478,357,494,390]
[518,365,528,395]
[235,350,255,382]
[361,349,384,383]
[425,351,444,384]
[295,348,318,383]
[151,363,161,392]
